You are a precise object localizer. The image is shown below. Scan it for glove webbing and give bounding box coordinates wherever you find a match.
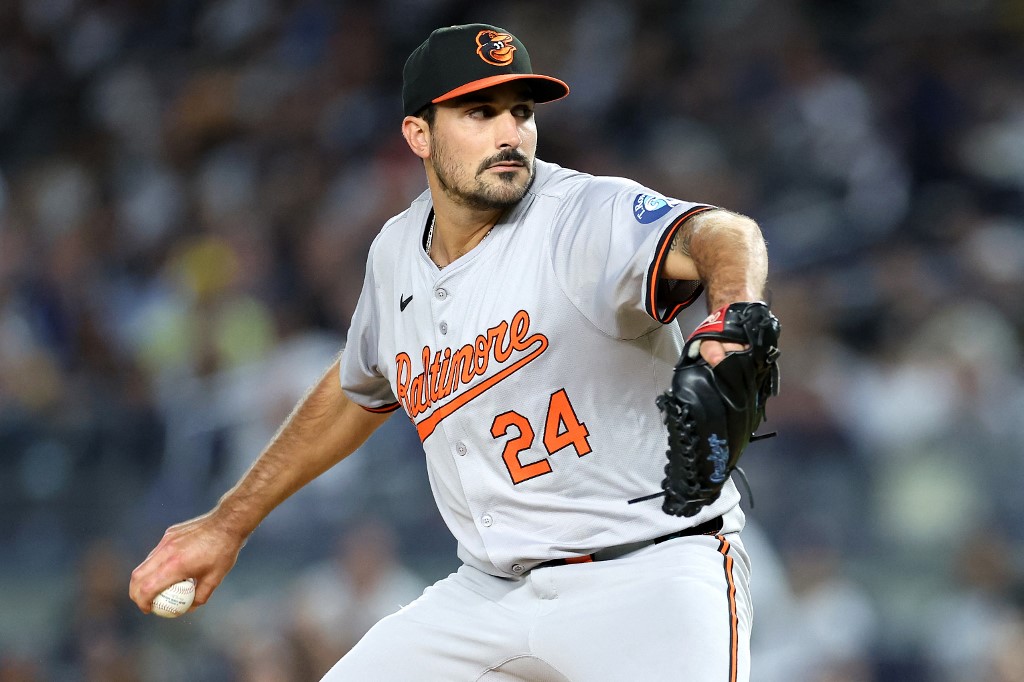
[657,393,700,515]
[627,393,772,512]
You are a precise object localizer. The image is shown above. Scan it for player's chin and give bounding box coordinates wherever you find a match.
[489,185,529,208]
[487,169,531,196]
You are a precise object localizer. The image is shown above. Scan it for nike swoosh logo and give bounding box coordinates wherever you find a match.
[400,294,413,311]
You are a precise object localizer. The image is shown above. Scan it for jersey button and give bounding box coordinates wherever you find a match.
[434,288,448,300]
[481,514,493,527]
[511,564,524,575]
[455,441,467,456]
[439,321,448,335]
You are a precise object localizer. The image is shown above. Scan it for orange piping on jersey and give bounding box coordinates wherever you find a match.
[716,535,739,682]
[645,205,715,323]
[360,402,401,413]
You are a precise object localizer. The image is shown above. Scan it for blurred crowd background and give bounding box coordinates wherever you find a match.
[1,0,1023,680]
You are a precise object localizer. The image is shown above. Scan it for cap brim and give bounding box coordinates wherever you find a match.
[432,74,570,106]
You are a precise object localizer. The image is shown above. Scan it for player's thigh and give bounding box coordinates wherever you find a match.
[321,608,480,681]
[321,567,529,682]
[536,534,752,682]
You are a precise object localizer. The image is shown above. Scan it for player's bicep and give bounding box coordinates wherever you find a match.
[335,395,394,448]
[660,247,700,282]
[658,207,705,281]
[643,205,716,324]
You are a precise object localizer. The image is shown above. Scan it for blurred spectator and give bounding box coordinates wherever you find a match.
[988,605,1024,682]
[54,539,143,682]
[288,520,427,678]
[0,651,44,682]
[743,519,802,682]
[923,532,1022,682]
[0,0,1022,679]
[778,537,880,682]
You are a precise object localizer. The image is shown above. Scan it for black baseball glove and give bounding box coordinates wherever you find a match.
[634,301,781,517]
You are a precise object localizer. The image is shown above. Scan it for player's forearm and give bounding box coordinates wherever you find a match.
[211,357,388,541]
[670,209,768,310]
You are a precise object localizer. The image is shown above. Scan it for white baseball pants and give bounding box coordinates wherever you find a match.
[322,532,751,681]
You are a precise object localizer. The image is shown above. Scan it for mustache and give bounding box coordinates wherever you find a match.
[478,150,529,174]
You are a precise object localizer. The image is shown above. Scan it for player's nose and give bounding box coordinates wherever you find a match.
[494,111,523,149]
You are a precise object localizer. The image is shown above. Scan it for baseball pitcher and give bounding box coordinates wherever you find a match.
[129,23,780,682]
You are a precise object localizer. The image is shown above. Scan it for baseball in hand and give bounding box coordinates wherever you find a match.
[151,578,196,618]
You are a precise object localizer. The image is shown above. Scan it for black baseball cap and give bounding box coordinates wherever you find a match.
[402,23,570,117]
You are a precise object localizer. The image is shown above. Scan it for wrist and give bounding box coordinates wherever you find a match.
[706,292,763,312]
[210,490,263,543]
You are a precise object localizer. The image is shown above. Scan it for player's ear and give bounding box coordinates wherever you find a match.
[402,115,431,160]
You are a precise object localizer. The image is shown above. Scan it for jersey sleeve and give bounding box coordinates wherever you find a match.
[339,246,401,414]
[550,176,715,339]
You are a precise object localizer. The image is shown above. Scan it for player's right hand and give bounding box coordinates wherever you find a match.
[697,339,747,366]
[128,509,246,615]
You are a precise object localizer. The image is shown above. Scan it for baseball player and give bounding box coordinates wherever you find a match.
[130,23,772,681]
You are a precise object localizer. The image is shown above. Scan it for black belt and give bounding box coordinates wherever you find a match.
[535,516,724,569]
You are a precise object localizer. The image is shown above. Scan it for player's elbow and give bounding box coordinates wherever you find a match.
[718,210,764,243]
[694,209,766,256]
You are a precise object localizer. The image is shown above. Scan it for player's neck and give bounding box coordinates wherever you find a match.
[427,205,502,269]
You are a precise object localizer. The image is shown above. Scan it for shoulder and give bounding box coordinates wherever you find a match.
[366,189,430,266]
[529,160,647,206]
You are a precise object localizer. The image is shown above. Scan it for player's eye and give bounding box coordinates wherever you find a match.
[467,106,494,119]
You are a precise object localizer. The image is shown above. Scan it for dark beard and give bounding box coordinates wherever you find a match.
[431,137,534,211]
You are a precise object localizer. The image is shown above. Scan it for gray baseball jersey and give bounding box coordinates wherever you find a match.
[340,159,744,578]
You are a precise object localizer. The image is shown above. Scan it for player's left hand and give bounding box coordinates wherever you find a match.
[654,301,781,517]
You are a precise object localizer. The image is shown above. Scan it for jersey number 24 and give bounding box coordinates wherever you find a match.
[490,389,592,484]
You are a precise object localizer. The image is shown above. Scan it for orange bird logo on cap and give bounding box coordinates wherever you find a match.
[475,30,516,66]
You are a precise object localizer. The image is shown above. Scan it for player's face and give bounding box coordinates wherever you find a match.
[429,84,538,211]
